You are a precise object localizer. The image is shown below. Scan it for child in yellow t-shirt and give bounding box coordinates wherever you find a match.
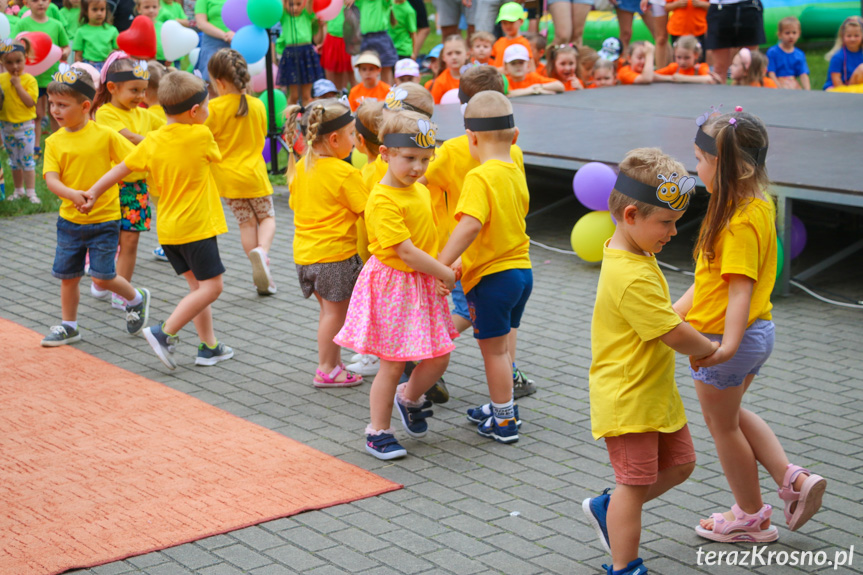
[680,111,827,543]
[334,112,458,460]
[206,48,277,296]
[581,148,716,575]
[437,91,531,444]
[40,66,151,347]
[0,38,39,203]
[284,98,368,388]
[84,71,232,371]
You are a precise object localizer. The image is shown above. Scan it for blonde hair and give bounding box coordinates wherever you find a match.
[460,65,505,98]
[826,16,863,60]
[284,98,351,183]
[379,110,436,146]
[471,31,495,47]
[608,148,689,220]
[672,34,702,57]
[577,46,599,85]
[777,15,801,33]
[547,44,578,81]
[733,49,768,86]
[355,99,384,158]
[146,59,166,89]
[627,41,648,57]
[207,48,251,117]
[158,70,207,108]
[47,67,97,103]
[388,82,434,117]
[464,91,515,143]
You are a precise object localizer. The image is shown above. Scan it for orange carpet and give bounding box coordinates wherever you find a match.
[0,318,401,575]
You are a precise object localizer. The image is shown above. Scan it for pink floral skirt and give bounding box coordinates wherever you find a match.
[334,256,458,362]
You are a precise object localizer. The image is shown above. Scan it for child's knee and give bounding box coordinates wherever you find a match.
[666,461,695,485]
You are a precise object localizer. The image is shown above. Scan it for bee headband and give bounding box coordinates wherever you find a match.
[384,88,432,118]
[318,109,354,135]
[382,119,436,149]
[614,171,695,212]
[163,87,209,115]
[464,114,515,132]
[106,60,150,83]
[51,64,97,100]
[0,39,25,55]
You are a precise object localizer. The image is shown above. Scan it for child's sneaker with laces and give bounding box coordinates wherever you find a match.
[365,432,407,460]
[602,558,648,575]
[41,325,82,347]
[396,397,433,438]
[477,416,519,443]
[513,368,536,398]
[143,323,179,370]
[125,288,150,335]
[195,342,234,366]
[582,487,612,554]
[466,403,521,427]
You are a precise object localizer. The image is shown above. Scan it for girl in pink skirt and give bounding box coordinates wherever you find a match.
[335,112,459,460]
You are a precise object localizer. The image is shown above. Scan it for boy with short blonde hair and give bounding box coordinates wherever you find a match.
[581,148,718,575]
[470,31,495,64]
[766,16,810,89]
[84,71,233,370]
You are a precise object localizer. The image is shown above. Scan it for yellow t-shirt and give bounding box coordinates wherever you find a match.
[455,160,532,294]
[355,155,387,262]
[289,156,368,265]
[43,121,135,225]
[0,73,37,123]
[589,244,686,439]
[148,104,166,122]
[687,197,777,334]
[205,94,273,199]
[424,134,525,234]
[95,102,165,182]
[367,182,438,273]
[123,123,227,245]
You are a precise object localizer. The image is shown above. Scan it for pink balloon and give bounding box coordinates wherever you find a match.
[440,88,460,105]
[25,43,61,76]
[70,61,100,88]
[251,63,278,93]
[316,0,343,21]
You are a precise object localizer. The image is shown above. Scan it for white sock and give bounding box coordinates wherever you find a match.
[62,320,78,331]
[14,187,23,196]
[25,188,35,195]
[126,290,142,306]
[492,399,515,424]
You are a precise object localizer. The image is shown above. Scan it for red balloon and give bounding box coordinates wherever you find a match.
[312,0,331,13]
[117,15,157,59]
[17,31,52,65]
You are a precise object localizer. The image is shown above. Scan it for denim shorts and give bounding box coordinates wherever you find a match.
[464,268,532,340]
[52,217,120,280]
[615,0,643,14]
[451,280,470,321]
[690,319,775,390]
[360,31,399,68]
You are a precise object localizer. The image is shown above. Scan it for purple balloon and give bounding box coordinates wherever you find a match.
[262,138,283,163]
[222,0,252,32]
[573,162,617,212]
[790,214,807,259]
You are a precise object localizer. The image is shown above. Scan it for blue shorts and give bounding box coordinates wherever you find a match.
[451,280,470,321]
[464,268,532,340]
[360,31,399,68]
[690,319,775,390]
[52,217,120,280]
[616,0,643,14]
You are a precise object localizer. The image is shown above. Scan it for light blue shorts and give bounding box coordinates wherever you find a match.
[451,280,470,321]
[690,319,775,390]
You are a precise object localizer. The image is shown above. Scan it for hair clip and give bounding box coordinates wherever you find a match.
[735,105,743,112]
[728,118,737,127]
[696,104,722,127]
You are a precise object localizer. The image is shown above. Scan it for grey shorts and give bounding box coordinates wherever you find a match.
[548,0,593,6]
[434,0,476,27]
[296,254,363,302]
[690,319,775,390]
[224,196,275,225]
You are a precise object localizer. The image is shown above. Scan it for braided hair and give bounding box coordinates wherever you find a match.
[207,48,252,117]
[284,98,351,184]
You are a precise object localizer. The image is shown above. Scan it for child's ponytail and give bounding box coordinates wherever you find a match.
[207,48,251,117]
[284,104,305,184]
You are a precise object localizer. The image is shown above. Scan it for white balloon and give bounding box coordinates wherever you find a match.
[247,56,266,77]
[440,88,460,105]
[161,20,198,61]
[188,47,201,69]
[0,14,10,41]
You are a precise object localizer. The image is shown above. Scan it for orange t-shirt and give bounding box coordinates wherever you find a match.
[751,77,778,88]
[535,62,547,76]
[491,36,532,67]
[348,81,392,111]
[667,1,707,37]
[430,68,461,103]
[424,78,434,90]
[507,72,557,91]
[655,62,710,76]
[617,65,640,85]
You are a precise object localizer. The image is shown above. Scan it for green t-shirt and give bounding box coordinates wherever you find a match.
[14,17,69,87]
[60,6,81,38]
[158,1,186,24]
[155,20,165,60]
[356,0,391,34]
[47,3,62,21]
[194,0,228,33]
[276,9,315,53]
[326,7,344,38]
[389,1,415,57]
[73,23,118,62]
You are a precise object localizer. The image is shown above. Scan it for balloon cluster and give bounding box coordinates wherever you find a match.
[775,214,807,281]
[570,163,617,262]
[222,0,283,63]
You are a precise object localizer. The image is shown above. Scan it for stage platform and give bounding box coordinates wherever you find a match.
[432,85,863,294]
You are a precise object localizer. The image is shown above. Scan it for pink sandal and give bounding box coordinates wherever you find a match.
[695,503,779,543]
[778,464,826,531]
[313,365,363,388]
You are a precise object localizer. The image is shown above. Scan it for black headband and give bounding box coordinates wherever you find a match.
[383,132,435,149]
[318,109,354,135]
[51,67,97,100]
[0,44,26,55]
[464,114,515,132]
[614,171,695,212]
[163,88,208,115]
[695,126,768,166]
[458,86,469,105]
[355,116,379,144]
[106,67,150,83]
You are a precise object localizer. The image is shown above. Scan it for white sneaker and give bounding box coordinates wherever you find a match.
[111,293,127,310]
[26,190,40,204]
[90,282,111,300]
[8,189,25,200]
[350,353,363,363]
[249,247,276,295]
[346,354,380,376]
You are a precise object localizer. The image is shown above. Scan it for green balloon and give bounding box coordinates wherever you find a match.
[775,235,784,282]
[501,71,509,94]
[259,89,287,130]
[247,0,283,29]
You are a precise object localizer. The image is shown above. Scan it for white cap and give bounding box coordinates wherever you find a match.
[355,52,382,68]
[395,58,420,78]
[503,44,530,63]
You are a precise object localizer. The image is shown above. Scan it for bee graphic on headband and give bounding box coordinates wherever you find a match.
[384,87,408,111]
[656,172,695,211]
[412,119,435,148]
[53,63,82,85]
[132,60,150,81]
[0,39,15,54]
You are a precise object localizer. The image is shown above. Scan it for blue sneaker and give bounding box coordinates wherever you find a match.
[603,558,648,575]
[396,397,433,438]
[477,416,519,443]
[195,342,234,366]
[582,488,612,554]
[143,322,179,370]
[153,246,168,262]
[365,432,407,460]
[466,404,521,427]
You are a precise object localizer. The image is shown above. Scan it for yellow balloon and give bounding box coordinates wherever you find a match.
[351,150,369,169]
[570,211,616,262]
